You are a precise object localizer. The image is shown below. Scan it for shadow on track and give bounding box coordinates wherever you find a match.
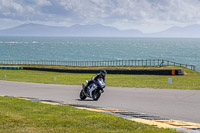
[75,99,94,101]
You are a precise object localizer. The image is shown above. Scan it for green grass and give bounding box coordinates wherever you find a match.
[0,96,178,133]
[0,66,200,90]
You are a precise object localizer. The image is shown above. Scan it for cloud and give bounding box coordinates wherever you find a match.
[55,0,200,27]
[0,0,24,15]
[37,0,52,6]
[0,0,200,32]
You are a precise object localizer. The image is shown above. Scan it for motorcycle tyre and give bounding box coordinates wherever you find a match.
[80,89,86,100]
[92,90,101,101]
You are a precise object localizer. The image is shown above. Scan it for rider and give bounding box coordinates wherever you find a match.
[84,70,107,92]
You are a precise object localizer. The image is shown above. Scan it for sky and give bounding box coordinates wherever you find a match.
[0,0,200,33]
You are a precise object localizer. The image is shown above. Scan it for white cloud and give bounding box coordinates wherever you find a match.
[0,0,24,15]
[37,0,52,6]
[0,0,200,32]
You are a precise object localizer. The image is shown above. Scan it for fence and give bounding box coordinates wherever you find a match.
[0,59,196,71]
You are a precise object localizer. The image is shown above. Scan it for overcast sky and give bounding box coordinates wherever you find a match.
[0,0,200,33]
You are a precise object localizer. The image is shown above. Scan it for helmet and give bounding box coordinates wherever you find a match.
[100,70,107,77]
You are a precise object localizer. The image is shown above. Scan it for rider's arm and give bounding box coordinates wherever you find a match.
[92,74,99,81]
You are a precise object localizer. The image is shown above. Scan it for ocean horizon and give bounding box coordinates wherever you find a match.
[0,36,199,71]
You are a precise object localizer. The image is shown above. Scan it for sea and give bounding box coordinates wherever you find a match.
[0,36,200,71]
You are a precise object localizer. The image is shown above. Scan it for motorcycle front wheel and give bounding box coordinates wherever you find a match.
[80,89,86,100]
[92,90,101,101]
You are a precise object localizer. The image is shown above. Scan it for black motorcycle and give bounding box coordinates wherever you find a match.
[80,78,105,101]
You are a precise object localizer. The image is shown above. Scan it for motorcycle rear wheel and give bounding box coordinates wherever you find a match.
[80,89,86,100]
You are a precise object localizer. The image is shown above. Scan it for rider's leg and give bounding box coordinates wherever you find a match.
[84,80,93,92]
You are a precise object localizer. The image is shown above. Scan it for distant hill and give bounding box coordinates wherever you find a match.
[149,24,200,38]
[0,23,143,37]
[0,23,67,36]
[0,23,200,37]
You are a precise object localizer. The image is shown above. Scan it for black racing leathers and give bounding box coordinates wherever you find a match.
[84,73,105,91]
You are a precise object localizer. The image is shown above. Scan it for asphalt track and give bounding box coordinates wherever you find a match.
[1,80,200,124]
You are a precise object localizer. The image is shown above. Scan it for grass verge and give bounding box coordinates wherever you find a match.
[0,96,178,133]
[0,66,200,90]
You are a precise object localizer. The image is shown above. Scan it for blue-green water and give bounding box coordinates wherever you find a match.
[0,37,200,71]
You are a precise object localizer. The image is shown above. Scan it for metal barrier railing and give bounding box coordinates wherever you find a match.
[0,59,196,71]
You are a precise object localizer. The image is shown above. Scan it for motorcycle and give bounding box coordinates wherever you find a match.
[80,78,105,101]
